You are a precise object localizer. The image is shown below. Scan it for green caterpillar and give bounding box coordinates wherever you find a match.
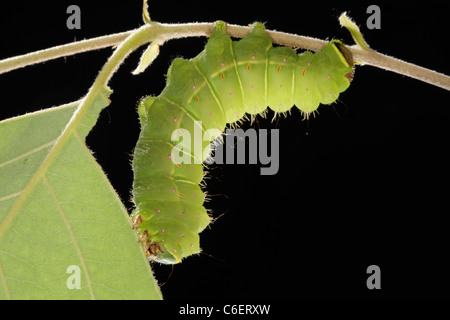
[131,21,354,264]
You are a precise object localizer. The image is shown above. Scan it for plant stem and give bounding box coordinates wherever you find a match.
[0,30,133,75]
[349,45,450,91]
[0,22,449,91]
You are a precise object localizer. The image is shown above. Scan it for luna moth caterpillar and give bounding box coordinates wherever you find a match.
[131,21,354,264]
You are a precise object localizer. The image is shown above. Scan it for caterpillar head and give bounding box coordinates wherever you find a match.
[331,40,355,82]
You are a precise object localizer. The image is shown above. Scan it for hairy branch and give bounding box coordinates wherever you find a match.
[0,21,449,91]
[0,31,133,75]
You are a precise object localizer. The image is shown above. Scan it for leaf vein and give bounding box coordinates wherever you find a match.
[43,173,96,300]
[0,191,22,203]
[0,263,10,300]
[0,139,57,169]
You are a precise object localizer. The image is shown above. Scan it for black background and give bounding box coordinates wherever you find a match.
[1,1,449,300]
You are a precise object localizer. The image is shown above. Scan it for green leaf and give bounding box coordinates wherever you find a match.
[0,89,162,300]
[339,12,370,51]
[142,0,151,24]
[132,41,160,75]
